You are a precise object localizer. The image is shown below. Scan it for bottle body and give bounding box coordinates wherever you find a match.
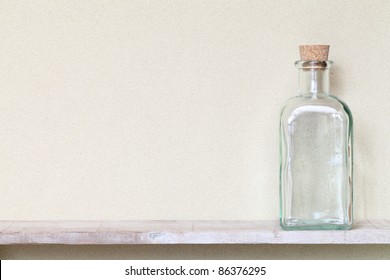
[279,60,353,230]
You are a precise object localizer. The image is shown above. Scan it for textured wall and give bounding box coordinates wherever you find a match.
[0,0,389,258]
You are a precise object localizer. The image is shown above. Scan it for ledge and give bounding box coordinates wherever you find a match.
[0,220,389,245]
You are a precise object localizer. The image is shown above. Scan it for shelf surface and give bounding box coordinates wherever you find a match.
[0,220,389,245]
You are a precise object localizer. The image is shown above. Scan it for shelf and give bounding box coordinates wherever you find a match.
[0,220,389,245]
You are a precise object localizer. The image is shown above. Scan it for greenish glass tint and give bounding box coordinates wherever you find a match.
[279,60,353,230]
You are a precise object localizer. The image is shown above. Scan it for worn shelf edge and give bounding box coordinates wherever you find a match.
[0,220,389,245]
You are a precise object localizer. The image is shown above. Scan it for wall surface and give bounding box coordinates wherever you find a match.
[0,0,389,259]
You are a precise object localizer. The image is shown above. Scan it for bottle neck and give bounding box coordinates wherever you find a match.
[296,61,332,97]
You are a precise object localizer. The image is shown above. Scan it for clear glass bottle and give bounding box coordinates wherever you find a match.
[279,45,353,230]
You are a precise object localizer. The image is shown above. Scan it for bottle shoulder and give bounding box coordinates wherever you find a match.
[329,95,354,123]
[280,96,352,126]
[280,95,353,123]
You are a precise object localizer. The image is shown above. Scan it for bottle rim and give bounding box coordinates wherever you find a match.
[295,60,333,69]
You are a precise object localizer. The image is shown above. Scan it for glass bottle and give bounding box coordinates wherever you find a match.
[279,45,353,230]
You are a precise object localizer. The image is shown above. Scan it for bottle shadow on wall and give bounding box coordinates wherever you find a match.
[332,62,367,227]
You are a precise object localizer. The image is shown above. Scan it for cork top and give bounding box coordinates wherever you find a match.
[299,45,330,61]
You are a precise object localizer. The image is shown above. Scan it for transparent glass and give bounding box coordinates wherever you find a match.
[279,60,353,230]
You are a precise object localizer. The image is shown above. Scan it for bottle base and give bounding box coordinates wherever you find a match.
[280,219,352,230]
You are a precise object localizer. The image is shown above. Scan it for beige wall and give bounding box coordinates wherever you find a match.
[1,0,389,259]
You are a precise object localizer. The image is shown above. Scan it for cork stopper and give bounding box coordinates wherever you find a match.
[299,45,330,61]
